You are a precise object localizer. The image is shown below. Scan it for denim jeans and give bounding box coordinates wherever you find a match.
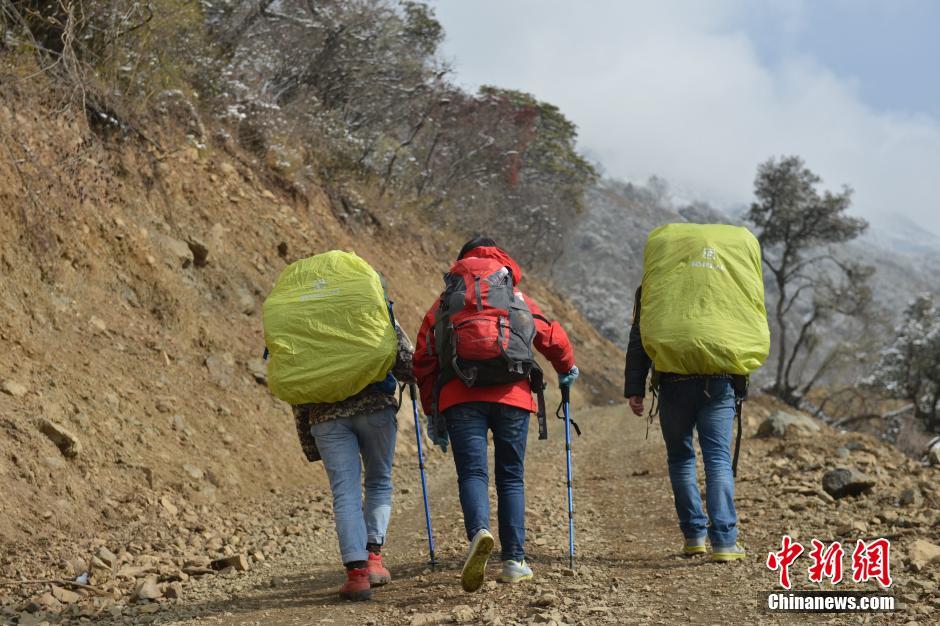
[658,377,738,548]
[310,407,397,564]
[444,402,530,561]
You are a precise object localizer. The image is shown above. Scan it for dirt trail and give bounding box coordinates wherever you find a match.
[104,404,899,626]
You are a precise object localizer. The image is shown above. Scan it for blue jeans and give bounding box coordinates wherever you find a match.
[659,377,738,548]
[310,407,397,564]
[444,402,530,561]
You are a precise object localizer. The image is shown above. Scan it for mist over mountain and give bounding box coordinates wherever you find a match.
[556,177,940,349]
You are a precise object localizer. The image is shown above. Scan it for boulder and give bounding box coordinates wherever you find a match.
[757,411,820,438]
[38,419,82,458]
[822,467,875,499]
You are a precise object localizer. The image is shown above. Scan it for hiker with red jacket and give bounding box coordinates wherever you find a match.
[414,237,579,592]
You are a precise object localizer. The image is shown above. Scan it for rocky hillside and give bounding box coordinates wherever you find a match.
[0,76,622,576]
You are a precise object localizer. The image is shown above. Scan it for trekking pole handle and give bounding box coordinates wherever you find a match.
[560,384,571,404]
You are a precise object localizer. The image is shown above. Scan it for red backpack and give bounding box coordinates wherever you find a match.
[430,256,548,436]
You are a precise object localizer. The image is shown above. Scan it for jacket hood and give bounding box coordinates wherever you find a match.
[458,246,523,284]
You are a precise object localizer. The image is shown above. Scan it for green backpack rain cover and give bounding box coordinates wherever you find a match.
[640,223,770,376]
[262,250,397,404]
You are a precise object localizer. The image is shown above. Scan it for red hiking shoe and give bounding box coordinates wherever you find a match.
[339,567,371,601]
[367,552,391,586]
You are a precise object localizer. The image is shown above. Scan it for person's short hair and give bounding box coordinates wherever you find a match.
[457,236,497,260]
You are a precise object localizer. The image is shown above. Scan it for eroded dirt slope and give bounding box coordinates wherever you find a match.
[0,76,620,593]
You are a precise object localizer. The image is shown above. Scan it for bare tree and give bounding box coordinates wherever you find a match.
[746,156,870,406]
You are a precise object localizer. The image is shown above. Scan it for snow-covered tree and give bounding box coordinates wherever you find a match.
[866,294,940,431]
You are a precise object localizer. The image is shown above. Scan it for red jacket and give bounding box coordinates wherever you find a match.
[414,246,576,415]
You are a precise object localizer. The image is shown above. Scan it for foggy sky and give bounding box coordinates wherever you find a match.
[427,0,940,234]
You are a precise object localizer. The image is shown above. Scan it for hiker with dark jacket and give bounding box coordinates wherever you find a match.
[624,286,745,562]
[414,237,579,592]
[292,323,414,601]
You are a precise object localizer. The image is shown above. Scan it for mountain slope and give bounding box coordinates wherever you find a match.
[0,78,622,568]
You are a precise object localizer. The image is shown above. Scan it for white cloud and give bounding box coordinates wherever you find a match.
[428,0,940,232]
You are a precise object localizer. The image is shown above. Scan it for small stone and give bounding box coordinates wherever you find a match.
[757,411,820,438]
[135,575,162,600]
[38,419,82,458]
[531,593,558,607]
[452,605,475,623]
[163,236,193,268]
[236,289,256,315]
[182,463,204,481]
[822,467,875,499]
[95,547,118,569]
[89,316,107,333]
[187,237,210,267]
[899,488,923,507]
[835,447,851,459]
[210,554,249,572]
[205,352,235,388]
[181,565,214,577]
[50,585,81,604]
[1,380,28,397]
[163,581,183,599]
[159,496,178,516]
[908,540,940,572]
[836,520,868,536]
[247,358,266,384]
[410,612,449,626]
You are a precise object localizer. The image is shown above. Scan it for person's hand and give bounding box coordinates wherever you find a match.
[559,365,580,388]
[628,395,645,417]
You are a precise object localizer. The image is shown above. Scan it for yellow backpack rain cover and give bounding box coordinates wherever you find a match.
[262,250,397,404]
[640,223,770,375]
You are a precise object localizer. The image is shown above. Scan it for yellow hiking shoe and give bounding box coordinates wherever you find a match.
[684,537,707,556]
[461,529,495,592]
[713,543,746,562]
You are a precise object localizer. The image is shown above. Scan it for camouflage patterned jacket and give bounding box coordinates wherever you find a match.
[291,323,414,462]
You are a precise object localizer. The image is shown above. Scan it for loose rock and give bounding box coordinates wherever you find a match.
[908,540,940,572]
[822,467,875,499]
[187,237,210,267]
[1,380,28,397]
[210,554,249,572]
[135,575,162,601]
[757,411,820,438]
[38,419,82,458]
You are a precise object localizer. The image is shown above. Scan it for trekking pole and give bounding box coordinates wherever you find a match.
[561,384,575,569]
[409,384,437,568]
